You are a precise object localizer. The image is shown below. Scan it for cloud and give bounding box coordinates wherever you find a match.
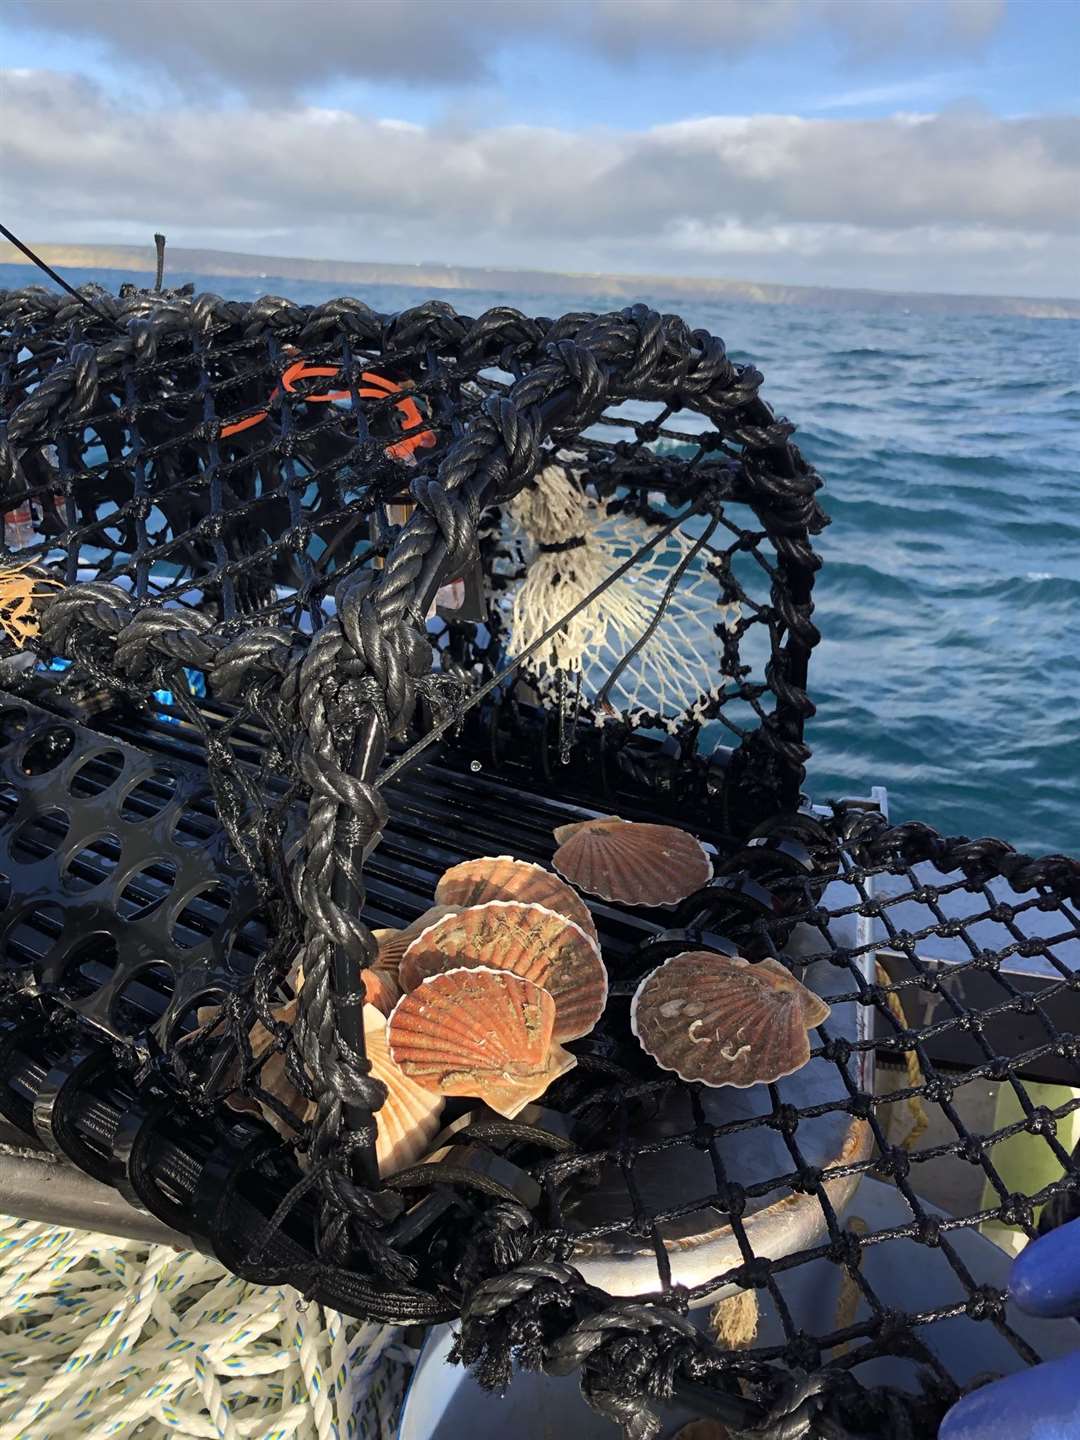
[4,0,1006,93]
[2,70,1077,296]
[810,72,972,111]
[586,0,1004,62]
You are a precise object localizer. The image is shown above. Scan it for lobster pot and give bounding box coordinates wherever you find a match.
[0,281,1078,1440]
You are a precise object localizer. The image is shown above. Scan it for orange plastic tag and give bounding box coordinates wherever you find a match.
[220,364,437,460]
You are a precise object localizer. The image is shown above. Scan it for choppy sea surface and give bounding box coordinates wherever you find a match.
[4,262,1079,856]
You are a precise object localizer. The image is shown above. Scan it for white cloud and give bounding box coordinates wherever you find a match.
[810,73,972,111]
[4,0,1006,92]
[2,70,1077,296]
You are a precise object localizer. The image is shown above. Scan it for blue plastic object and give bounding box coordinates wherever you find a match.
[940,1219,1080,1440]
[1011,1217,1080,1319]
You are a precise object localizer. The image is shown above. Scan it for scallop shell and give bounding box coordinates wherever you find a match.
[197,997,440,1172]
[363,1003,444,1174]
[399,900,606,1041]
[553,817,712,907]
[435,856,597,943]
[372,906,462,976]
[360,966,402,1017]
[672,1425,733,1440]
[387,967,576,1118]
[214,997,314,1142]
[631,951,831,1088]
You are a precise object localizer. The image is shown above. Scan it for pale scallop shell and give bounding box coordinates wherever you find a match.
[207,997,313,1142]
[398,900,606,1041]
[435,855,597,943]
[372,905,462,976]
[199,997,439,1172]
[387,966,576,1118]
[553,816,712,907]
[362,1003,444,1174]
[630,950,831,1088]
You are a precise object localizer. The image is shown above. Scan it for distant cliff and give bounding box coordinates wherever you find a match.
[3,241,1078,321]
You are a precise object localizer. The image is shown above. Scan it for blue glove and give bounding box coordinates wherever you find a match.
[939,1216,1080,1440]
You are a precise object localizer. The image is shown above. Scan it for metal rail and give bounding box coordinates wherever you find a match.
[0,1126,187,1247]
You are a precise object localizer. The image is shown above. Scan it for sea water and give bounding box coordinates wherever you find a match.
[3,262,1078,856]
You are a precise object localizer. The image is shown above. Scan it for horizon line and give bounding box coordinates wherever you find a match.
[2,240,1078,321]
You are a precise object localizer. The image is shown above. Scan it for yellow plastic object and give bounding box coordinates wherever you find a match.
[979,1079,1080,1256]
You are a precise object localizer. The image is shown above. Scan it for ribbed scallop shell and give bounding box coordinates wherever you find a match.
[363,1004,444,1174]
[372,906,462,976]
[435,856,597,943]
[631,951,831,1088]
[205,997,440,1171]
[360,966,401,1017]
[387,967,576,1118]
[553,817,712,907]
[204,997,312,1141]
[399,900,606,1041]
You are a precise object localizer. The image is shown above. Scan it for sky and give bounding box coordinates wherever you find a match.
[1,0,1078,298]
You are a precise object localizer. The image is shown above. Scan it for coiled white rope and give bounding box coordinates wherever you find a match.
[0,1214,411,1440]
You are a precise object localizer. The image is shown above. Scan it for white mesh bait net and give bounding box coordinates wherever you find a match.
[499,459,741,730]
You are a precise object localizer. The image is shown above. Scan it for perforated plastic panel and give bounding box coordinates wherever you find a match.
[0,693,267,1050]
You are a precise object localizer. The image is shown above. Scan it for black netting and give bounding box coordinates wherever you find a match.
[0,279,1076,1439]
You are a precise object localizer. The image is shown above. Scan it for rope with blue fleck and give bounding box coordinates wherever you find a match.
[0,1213,411,1440]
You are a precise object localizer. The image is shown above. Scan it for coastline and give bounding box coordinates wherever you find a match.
[3,242,1078,322]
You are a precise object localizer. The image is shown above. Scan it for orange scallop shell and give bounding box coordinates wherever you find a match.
[372,905,462,976]
[199,997,313,1142]
[387,967,576,1118]
[189,999,302,1138]
[631,950,831,1088]
[362,1003,444,1174]
[435,856,597,943]
[360,966,402,1017]
[552,817,712,907]
[398,900,606,1041]
[202,996,441,1172]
